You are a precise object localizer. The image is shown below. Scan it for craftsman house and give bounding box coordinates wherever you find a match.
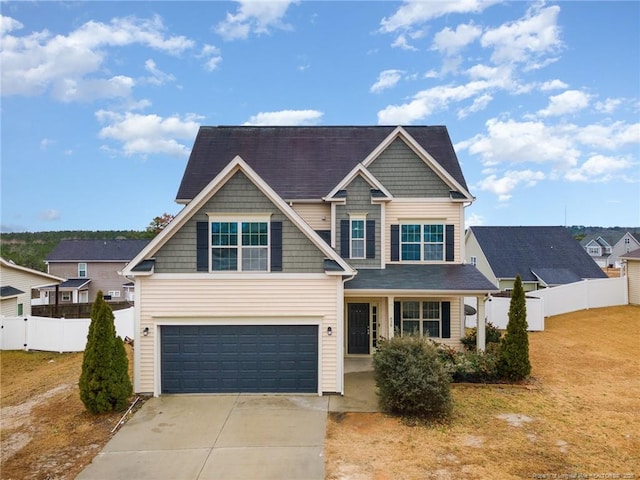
[122,126,497,396]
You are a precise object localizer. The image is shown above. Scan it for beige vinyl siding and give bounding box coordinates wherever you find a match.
[465,232,498,287]
[392,296,463,348]
[136,275,341,394]
[368,138,452,198]
[627,260,640,305]
[291,203,331,230]
[0,264,59,316]
[385,201,463,263]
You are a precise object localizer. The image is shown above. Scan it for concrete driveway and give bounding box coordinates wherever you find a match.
[77,394,328,480]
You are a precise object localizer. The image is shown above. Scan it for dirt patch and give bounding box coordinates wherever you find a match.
[325,305,640,479]
[0,346,138,480]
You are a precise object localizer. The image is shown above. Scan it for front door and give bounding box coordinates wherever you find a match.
[348,303,370,354]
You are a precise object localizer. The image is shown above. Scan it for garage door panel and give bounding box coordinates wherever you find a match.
[161,325,318,393]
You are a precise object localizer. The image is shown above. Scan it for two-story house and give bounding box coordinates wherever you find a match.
[581,231,640,268]
[43,239,149,304]
[1,257,63,316]
[122,126,497,397]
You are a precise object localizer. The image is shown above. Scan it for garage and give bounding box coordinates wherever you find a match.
[160,324,319,394]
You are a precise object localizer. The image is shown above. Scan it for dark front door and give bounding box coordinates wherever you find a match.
[348,303,370,354]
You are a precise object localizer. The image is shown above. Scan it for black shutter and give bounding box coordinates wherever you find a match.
[340,219,350,258]
[391,224,400,261]
[196,221,209,272]
[445,224,455,262]
[366,220,375,259]
[441,301,451,338]
[394,301,402,335]
[271,221,283,271]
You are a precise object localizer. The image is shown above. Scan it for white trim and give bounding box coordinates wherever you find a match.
[330,202,337,248]
[148,272,331,281]
[348,214,367,260]
[123,156,355,277]
[0,257,65,282]
[336,279,345,395]
[380,202,386,270]
[345,289,493,296]
[325,164,393,200]
[133,278,142,393]
[208,217,271,272]
[153,317,324,397]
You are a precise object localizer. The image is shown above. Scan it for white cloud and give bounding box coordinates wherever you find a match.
[96,110,202,157]
[39,209,61,221]
[143,59,175,85]
[595,98,623,114]
[432,23,482,55]
[370,69,404,93]
[391,34,418,51]
[475,169,545,202]
[538,90,591,117]
[457,93,492,118]
[380,0,499,33]
[243,109,323,126]
[480,4,562,68]
[1,14,194,101]
[540,79,568,91]
[40,138,54,150]
[466,212,485,226]
[574,122,640,150]
[199,44,222,71]
[565,154,634,182]
[0,15,23,34]
[215,0,297,41]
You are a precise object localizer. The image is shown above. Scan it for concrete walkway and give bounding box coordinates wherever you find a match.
[77,395,328,480]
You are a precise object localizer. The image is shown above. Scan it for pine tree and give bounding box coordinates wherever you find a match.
[497,275,531,381]
[79,291,132,413]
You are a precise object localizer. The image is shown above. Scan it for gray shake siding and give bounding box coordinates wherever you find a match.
[368,138,451,198]
[336,175,381,268]
[154,171,326,273]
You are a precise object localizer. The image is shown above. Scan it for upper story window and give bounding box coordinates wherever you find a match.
[587,246,599,255]
[470,256,477,266]
[350,218,366,259]
[210,219,269,272]
[78,262,87,277]
[624,237,630,244]
[401,224,444,261]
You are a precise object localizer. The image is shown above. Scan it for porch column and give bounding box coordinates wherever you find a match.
[476,295,486,352]
[387,295,395,338]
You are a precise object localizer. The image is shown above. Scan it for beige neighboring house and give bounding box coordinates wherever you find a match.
[620,248,640,305]
[0,257,63,317]
[122,126,498,397]
[42,239,149,304]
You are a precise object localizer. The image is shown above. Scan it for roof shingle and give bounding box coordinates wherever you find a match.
[46,239,150,262]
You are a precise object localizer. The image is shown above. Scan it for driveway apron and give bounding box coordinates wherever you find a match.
[77,394,329,480]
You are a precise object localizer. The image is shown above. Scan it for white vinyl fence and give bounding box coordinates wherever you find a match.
[0,307,134,352]
[465,277,628,332]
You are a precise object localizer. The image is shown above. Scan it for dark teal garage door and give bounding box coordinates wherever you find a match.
[160,325,318,394]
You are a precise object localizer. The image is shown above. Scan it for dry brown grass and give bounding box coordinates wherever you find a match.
[1,346,136,480]
[325,305,640,479]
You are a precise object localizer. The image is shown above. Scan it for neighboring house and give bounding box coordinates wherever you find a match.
[581,231,640,268]
[0,257,63,316]
[465,226,608,292]
[620,248,640,305]
[42,239,149,304]
[122,125,498,397]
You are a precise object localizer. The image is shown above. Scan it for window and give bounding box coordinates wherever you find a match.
[401,301,441,338]
[78,263,87,277]
[17,304,23,316]
[61,292,71,302]
[588,246,599,255]
[401,224,444,261]
[470,255,477,266]
[350,218,365,259]
[211,220,269,272]
[108,290,121,298]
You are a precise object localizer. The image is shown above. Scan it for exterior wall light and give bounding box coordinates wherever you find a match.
[143,327,149,336]
[327,326,332,336]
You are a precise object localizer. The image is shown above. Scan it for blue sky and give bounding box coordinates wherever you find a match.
[1,1,639,233]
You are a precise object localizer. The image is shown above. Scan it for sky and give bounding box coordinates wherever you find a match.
[1,0,639,233]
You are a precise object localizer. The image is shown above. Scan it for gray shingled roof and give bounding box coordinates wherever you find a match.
[470,226,607,283]
[345,264,498,292]
[46,239,150,262]
[176,126,468,201]
[621,248,640,260]
[1,286,25,298]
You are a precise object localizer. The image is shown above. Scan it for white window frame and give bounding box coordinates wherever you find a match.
[400,300,442,338]
[108,290,121,298]
[349,215,366,259]
[78,262,87,278]
[400,223,445,262]
[79,291,89,303]
[470,255,477,266]
[61,292,71,302]
[208,215,271,272]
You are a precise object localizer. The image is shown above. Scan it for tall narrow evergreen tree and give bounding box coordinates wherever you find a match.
[79,291,132,413]
[497,275,531,381]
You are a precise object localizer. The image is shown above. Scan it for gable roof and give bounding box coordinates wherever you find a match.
[1,286,25,298]
[176,126,469,202]
[46,239,150,262]
[123,155,356,276]
[0,257,64,284]
[469,226,607,283]
[621,248,640,260]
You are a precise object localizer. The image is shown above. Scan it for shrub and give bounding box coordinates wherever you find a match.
[373,335,452,419]
[497,275,531,381]
[461,322,502,351]
[79,291,132,413]
[438,343,500,383]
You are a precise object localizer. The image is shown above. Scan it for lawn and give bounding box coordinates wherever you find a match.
[325,305,640,479]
